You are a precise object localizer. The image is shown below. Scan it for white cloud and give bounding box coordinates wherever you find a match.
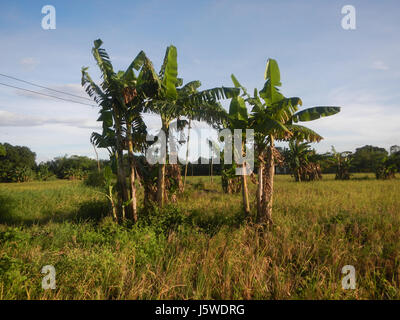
[20,57,39,71]
[52,83,89,99]
[0,124,109,163]
[301,86,400,153]
[371,60,389,71]
[0,110,99,129]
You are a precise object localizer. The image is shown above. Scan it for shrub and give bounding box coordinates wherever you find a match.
[36,164,55,181]
[221,167,241,194]
[85,170,106,188]
[0,254,27,297]
[10,166,34,182]
[139,204,187,235]
[375,157,397,180]
[63,168,87,180]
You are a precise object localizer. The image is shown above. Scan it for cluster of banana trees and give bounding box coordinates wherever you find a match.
[82,39,340,226]
[330,146,352,180]
[376,156,397,179]
[224,59,340,224]
[9,166,34,183]
[63,168,87,180]
[82,40,238,223]
[284,141,323,182]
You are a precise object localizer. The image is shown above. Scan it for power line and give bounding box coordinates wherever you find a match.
[0,82,97,107]
[0,73,93,101]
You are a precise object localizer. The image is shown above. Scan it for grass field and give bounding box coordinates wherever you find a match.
[0,174,399,299]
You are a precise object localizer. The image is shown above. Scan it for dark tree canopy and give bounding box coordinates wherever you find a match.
[0,143,36,182]
[351,145,388,172]
[0,145,5,157]
[390,145,400,155]
[44,155,100,179]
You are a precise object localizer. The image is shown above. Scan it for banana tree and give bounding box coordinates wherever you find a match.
[206,138,221,184]
[285,140,314,182]
[177,81,231,191]
[82,39,149,222]
[140,45,181,207]
[142,45,238,207]
[330,146,352,180]
[226,94,252,216]
[230,58,341,224]
[81,41,128,219]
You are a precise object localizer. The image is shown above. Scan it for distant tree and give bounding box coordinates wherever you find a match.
[374,146,400,179]
[330,146,352,180]
[0,145,6,157]
[45,155,97,179]
[390,145,400,155]
[391,149,400,172]
[11,166,34,183]
[376,156,397,179]
[0,143,36,182]
[284,140,322,182]
[221,163,241,194]
[36,163,53,181]
[351,145,388,172]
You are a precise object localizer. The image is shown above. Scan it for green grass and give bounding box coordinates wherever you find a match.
[0,174,399,299]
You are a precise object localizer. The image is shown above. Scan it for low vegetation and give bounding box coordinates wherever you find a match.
[1,175,399,299]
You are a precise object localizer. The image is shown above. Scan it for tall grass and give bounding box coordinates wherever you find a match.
[0,174,399,299]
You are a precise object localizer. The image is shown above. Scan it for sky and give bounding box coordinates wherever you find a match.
[0,0,399,163]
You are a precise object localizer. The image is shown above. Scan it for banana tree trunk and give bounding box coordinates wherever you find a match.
[157,122,168,208]
[260,136,275,224]
[210,157,213,183]
[113,106,129,219]
[295,168,301,182]
[241,139,250,216]
[241,161,250,215]
[239,141,250,216]
[126,123,138,223]
[92,142,100,172]
[256,156,264,221]
[157,162,166,207]
[183,119,192,191]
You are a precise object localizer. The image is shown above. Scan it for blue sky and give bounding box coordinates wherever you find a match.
[0,0,399,162]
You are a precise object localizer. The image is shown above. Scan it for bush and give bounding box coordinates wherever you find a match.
[85,170,106,188]
[375,156,397,180]
[0,254,28,297]
[376,165,396,179]
[139,204,187,235]
[36,164,55,181]
[10,166,35,182]
[63,168,87,180]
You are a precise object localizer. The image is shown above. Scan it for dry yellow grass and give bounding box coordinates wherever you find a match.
[0,174,399,299]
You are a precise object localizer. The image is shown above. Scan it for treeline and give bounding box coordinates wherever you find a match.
[280,144,400,180]
[0,142,105,182]
[144,144,400,178]
[0,143,36,182]
[1,142,399,183]
[320,145,400,175]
